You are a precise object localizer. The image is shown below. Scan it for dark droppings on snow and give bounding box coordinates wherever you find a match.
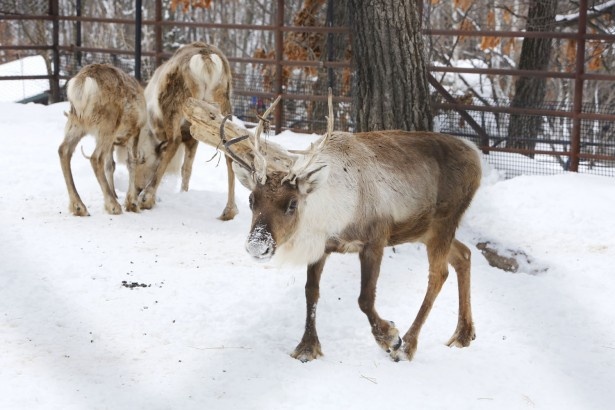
[121,281,150,289]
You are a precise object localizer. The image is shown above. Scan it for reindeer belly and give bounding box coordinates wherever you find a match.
[325,237,365,254]
[388,212,433,246]
[325,209,433,253]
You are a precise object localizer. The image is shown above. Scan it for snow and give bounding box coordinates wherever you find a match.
[1,101,614,409]
[433,59,494,97]
[556,0,615,24]
[0,56,50,102]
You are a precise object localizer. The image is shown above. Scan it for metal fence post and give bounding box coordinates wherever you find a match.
[49,0,60,102]
[75,0,82,67]
[326,0,334,90]
[135,0,142,81]
[274,0,284,133]
[569,0,588,172]
[155,0,163,69]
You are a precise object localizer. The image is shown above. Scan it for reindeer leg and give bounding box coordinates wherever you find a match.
[180,129,198,192]
[218,156,239,221]
[392,235,452,362]
[124,135,140,212]
[58,121,89,216]
[358,243,402,354]
[91,138,122,215]
[140,139,180,210]
[446,239,476,347]
[105,148,117,199]
[291,255,328,362]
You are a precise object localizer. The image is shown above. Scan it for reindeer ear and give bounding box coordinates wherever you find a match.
[232,161,256,191]
[297,164,328,195]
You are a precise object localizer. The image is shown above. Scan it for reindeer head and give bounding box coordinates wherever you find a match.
[231,93,334,262]
[134,126,167,193]
[234,161,329,261]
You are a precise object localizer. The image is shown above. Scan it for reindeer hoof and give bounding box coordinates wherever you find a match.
[390,341,417,362]
[388,335,403,353]
[124,203,140,213]
[446,324,476,348]
[70,202,90,217]
[105,201,123,215]
[124,198,140,213]
[390,333,418,362]
[390,350,405,362]
[218,205,238,221]
[139,192,155,210]
[374,321,401,354]
[291,341,323,362]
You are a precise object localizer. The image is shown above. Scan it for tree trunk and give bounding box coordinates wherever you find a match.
[507,0,558,156]
[310,0,350,132]
[348,0,432,132]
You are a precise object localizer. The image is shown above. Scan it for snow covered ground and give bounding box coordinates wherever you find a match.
[0,56,51,102]
[1,101,614,409]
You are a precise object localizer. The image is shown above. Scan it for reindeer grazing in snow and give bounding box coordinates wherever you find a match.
[59,63,146,216]
[137,42,237,220]
[187,93,482,362]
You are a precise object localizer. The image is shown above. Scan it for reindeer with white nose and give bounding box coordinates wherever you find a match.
[187,91,482,362]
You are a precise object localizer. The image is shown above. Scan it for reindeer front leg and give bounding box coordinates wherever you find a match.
[219,156,239,221]
[124,135,140,212]
[90,139,122,215]
[140,139,180,210]
[291,255,328,362]
[104,150,117,199]
[358,242,402,354]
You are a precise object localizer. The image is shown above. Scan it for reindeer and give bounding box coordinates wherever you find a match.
[137,42,237,220]
[58,63,146,216]
[186,93,482,362]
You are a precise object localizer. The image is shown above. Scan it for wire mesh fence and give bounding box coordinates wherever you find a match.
[1,0,615,177]
[435,99,615,177]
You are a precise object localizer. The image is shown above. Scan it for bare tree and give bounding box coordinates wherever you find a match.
[507,0,559,156]
[348,0,432,132]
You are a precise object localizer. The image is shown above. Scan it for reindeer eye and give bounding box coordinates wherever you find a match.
[286,198,298,215]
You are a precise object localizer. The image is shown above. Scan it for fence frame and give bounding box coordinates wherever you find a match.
[1,0,614,172]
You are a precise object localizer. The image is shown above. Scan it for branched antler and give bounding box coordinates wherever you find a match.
[283,88,334,185]
[253,95,282,184]
[219,114,252,172]
[184,96,295,182]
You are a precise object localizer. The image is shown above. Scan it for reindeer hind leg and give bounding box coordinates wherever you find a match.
[446,238,476,348]
[58,119,89,216]
[393,233,452,362]
[180,127,197,192]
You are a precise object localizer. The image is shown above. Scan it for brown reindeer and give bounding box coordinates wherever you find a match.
[137,42,237,220]
[58,63,146,216]
[188,94,482,362]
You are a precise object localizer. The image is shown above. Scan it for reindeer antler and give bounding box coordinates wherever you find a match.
[185,97,295,179]
[283,88,334,185]
[253,95,282,184]
[219,114,253,172]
